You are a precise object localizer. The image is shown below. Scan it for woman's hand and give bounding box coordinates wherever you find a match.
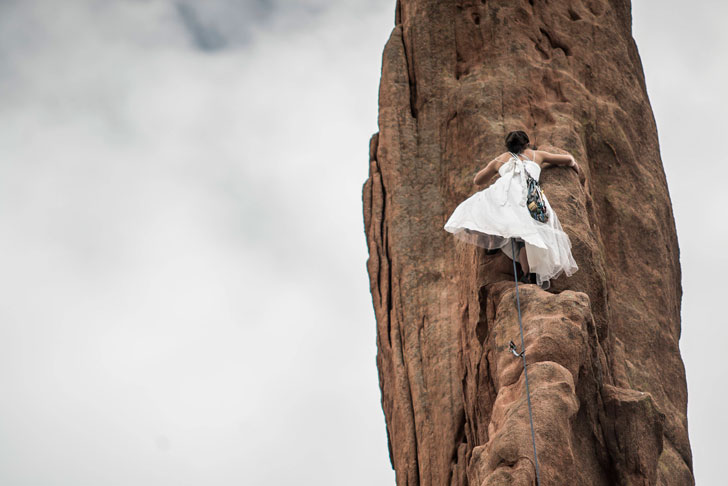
[569,156,586,184]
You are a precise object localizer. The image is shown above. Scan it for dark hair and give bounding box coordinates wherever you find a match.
[505,130,530,154]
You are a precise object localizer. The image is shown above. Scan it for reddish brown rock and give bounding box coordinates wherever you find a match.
[362,1,693,485]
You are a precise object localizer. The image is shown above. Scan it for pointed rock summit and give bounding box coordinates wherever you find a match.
[362,1,693,485]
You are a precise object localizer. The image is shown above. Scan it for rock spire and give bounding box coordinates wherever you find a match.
[362,1,693,484]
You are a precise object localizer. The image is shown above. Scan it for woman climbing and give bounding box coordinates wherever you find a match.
[443,130,581,290]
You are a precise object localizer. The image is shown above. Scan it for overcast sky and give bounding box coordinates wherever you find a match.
[0,1,724,485]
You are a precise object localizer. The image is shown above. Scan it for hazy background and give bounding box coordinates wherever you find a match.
[0,0,723,484]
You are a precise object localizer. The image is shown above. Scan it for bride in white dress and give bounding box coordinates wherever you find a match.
[443,130,582,290]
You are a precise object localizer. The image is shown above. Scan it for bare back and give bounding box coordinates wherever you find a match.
[493,148,540,172]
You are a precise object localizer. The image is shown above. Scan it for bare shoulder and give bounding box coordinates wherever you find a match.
[492,151,512,170]
[529,148,543,167]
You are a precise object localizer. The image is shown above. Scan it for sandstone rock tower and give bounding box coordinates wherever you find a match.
[362,1,693,485]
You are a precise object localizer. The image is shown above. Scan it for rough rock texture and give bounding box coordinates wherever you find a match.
[361,1,693,485]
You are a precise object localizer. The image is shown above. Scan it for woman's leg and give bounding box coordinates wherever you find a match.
[519,245,529,274]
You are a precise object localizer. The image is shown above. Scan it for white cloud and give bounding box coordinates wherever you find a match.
[0,1,394,484]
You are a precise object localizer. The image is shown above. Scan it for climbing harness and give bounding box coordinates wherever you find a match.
[509,238,542,486]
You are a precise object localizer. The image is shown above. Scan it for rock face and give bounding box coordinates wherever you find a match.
[362,1,693,485]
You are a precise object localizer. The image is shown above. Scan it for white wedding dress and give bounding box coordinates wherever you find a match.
[443,151,578,289]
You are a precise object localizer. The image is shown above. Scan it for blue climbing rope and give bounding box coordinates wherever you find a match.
[510,238,542,486]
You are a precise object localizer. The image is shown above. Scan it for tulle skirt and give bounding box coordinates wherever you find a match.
[444,183,578,289]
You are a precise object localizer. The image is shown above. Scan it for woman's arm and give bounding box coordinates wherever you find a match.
[473,154,507,185]
[535,150,584,182]
[534,150,574,166]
